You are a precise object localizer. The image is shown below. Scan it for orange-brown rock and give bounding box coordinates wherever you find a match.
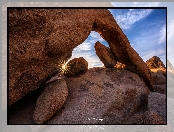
[94,41,116,68]
[33,79,68,124]
[63,57,88,77]
[146,56,165,69]
[9,8,152,105]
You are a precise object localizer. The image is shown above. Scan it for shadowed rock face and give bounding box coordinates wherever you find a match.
[94,41,116,68]
[9,9,152,105]
[33,79,68,124]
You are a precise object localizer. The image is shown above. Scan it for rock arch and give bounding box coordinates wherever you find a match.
[9,9,152,105]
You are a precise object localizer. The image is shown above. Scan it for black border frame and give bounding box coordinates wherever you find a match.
[7,6,167,125]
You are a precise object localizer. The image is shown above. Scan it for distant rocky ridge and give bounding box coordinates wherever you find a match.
[146,56,166,95]
[146,56,165,69]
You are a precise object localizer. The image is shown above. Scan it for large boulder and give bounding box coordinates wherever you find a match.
[33,79,68,124]
[63,57,88,77]
[9,9,152,105]
[94,41,116,68]
[47,68,150,124]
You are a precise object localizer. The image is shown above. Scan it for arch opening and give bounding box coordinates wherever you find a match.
[68,31,110,69]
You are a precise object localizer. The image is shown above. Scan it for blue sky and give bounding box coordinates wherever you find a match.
[70,4,167,68]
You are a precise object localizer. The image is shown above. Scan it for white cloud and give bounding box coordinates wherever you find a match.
[73,42,91,51]
[70,51,103,68]
[112,9,153,29]
[89,31,106,44]
[158,24,166,44]
[69,31,107,68]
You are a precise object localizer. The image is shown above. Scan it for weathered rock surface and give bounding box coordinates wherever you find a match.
[33,79,68,124]
[47,68,150,124]
[130,111,165,124]
[146,56,165,69]
[143,111,165,124]
[63,57,88,77]
[8,68,167,125]
[9,9,152,105]
[94,41,116,68]
[148,92,166,123]
[150,70,166,94]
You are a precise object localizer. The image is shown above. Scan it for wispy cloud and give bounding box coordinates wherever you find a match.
[110,9,153,29]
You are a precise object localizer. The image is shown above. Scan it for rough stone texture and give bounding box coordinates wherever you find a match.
[63,57,88,77]
[146,56,165,69]
[150,70,166,94]
[143,111,165,124]
[131,113,144,124]
[33,79,68,124]
[94,41,116,68]
[8,68,167,125]
[167,59,174,70]
[148,92,166,123]
[9,8,152,105]
[47,68,150,124]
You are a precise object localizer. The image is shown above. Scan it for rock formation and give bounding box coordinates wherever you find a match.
[146,56,165,69]
[9,9,152,105]
[8,68,167,125]
[146,56,166,94]
[150,71,166,94]
[44,68,150,124]
[94,41,116,68]
[63,57,88,77]
[33,79,68,124]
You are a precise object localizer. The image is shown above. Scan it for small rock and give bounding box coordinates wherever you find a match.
[94,41,116,68]
[33,79,68,124]
[115,61,126,69]
[63,57,88,77]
